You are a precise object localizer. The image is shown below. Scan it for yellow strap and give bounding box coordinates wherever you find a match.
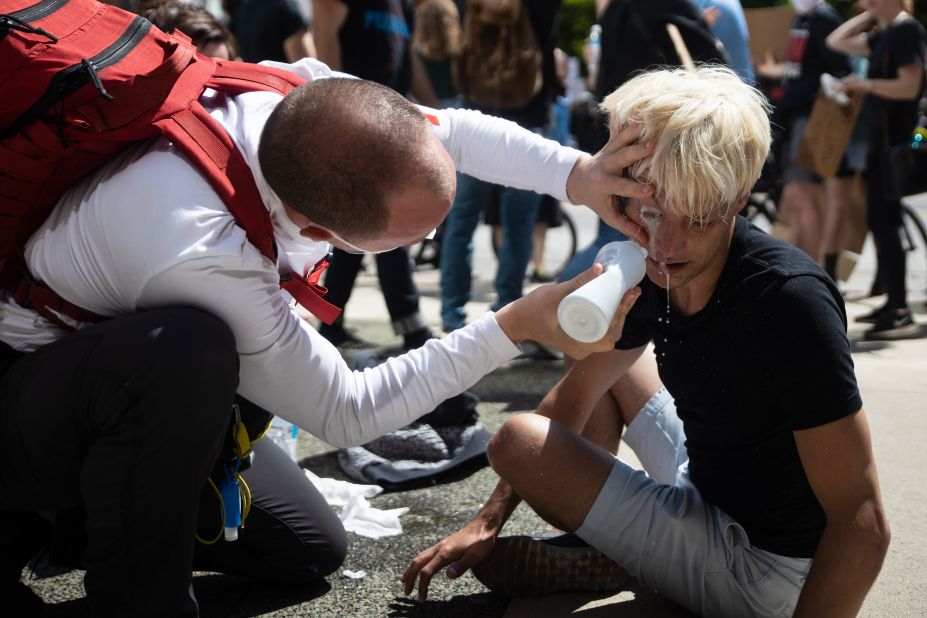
[194,473,253,544]
[194,478,225,545]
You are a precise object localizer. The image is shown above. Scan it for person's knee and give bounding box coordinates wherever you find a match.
[487,413,547,476]
[275,518,347,582]
[310,524,347,579]
[144,308,238,392]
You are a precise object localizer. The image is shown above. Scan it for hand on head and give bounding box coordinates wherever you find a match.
[565,124,654,247]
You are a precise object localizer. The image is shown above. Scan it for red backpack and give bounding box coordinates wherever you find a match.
[0,0,340,328]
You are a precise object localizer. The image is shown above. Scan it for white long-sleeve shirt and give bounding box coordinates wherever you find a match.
[0,59,584,447]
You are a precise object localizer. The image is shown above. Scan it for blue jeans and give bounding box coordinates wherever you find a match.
[557,219,627,282]
[440,173,541,328]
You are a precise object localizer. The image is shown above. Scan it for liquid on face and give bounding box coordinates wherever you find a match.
[641,203,671,328]
[665,269,670,324]
[639,204,663,259]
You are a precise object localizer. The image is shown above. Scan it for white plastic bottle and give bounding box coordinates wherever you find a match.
[557,241,647,342]
[266,417,299,462]
[586,24,602,76]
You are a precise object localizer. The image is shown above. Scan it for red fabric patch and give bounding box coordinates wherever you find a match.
[424,113,440,126]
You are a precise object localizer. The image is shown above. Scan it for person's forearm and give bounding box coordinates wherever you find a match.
[856,76,922,101]
[410,51,440,108]
[793,507,890,616]
[434,107,582,202]
[283,30,314,62]
[826,12,875,55]
[757,63,786,81]
[313,32,341,70]
[475,479,522,535]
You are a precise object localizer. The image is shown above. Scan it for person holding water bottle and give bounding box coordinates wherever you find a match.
[404,66,889,618]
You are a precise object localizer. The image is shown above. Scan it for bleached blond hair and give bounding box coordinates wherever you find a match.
[600,66,771,225]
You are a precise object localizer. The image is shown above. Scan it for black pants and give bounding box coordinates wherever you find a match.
[0,309,346,617]
[323,247,421,329]
[866,144,908,310]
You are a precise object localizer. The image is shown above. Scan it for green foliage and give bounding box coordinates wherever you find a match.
[557,0,596,63]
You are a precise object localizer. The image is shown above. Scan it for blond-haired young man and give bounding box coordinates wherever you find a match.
[404,67,889,618]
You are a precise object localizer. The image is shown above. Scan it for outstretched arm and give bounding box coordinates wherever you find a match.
[826,11,876,57]
[311,0,348,70]
[429,106,654,245]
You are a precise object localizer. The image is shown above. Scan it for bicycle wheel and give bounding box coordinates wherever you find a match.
[411,224,444,270]
[743,192,779,227]
[901,203,927,296]
[491,204,578,280]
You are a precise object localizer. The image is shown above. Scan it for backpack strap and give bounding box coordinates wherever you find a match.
[209,59,306,94]
[13,275,105,330]
[155,65,341,325]
[156,101,278,260]
[281,254,341,325]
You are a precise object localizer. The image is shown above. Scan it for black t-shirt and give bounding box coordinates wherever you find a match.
[867,17,927,147]
[338,0,416,93]
[229,0,309,63]
[462,0,561,128]
[771,4,849,128]
[616,217,863,558]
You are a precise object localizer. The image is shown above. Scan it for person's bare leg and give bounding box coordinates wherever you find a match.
[488,351,665,532]
[488,414,618,533]
[823,177,851,256]
[531,223,549,276]
[822,176,852,280]
[781,181,823,260]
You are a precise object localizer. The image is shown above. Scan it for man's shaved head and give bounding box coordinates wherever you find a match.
[259,78,452,239]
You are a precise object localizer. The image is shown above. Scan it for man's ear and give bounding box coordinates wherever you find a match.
[300,225,334,241]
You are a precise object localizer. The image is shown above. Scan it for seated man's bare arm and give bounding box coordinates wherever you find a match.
[792,409,890,617]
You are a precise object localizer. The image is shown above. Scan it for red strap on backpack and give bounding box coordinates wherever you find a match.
[1,0,341,326]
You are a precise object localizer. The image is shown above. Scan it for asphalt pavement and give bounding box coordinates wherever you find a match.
[25,199,927,617]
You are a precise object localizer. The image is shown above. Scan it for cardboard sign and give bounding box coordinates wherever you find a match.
[796,90,865,178]
[744,5,796,63]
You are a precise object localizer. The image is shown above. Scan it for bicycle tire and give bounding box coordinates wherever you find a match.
[901,202,927,295]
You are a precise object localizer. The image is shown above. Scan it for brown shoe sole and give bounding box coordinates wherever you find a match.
[471,535,629,597]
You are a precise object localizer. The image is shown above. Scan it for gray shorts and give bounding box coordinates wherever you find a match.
[575,388,813,618]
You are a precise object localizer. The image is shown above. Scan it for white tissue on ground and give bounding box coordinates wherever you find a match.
[342,569,367,579]
[304,469,409,539]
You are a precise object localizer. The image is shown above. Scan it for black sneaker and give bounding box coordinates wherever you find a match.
[529,271,555,283]
[318,325,378,350]
[864,310,920,341]
[471,533,628,597]
[854,305,887,324]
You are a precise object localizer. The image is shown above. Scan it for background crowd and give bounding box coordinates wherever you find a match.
[123,0,927,344]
